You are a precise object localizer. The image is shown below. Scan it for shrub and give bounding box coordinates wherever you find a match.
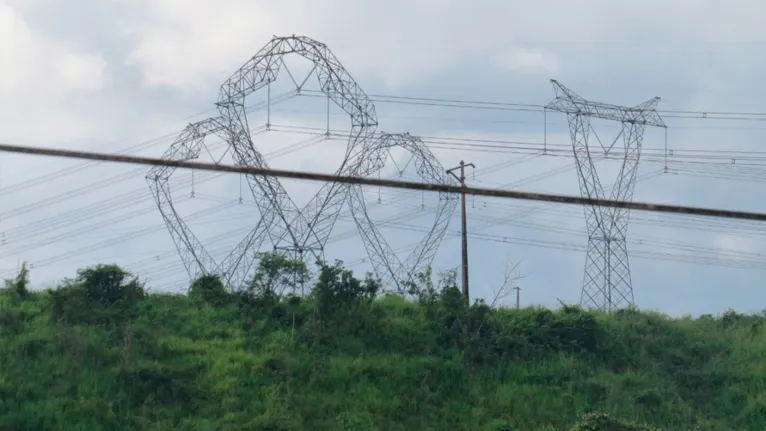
[50,264,144,326]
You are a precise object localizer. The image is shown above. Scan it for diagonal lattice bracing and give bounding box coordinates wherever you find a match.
[215,35,378,263]
[347,133,459,293]
[546,79,666,312]
[148,35,460,295]
[145,118,269,289]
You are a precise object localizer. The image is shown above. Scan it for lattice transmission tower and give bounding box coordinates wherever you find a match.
[145,117,269,289]
[545,79,666,311]
[148,36,458,293]
[147,35,378,289]
[347,132,459,292]
[215,35,379,265]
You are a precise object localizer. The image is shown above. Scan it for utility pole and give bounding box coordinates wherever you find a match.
[512,286,521,309]
[446,160,475,304]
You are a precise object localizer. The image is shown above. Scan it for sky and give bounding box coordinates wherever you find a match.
[1,0,765,316]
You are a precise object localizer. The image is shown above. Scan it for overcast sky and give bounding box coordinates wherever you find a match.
[1,0,765,316]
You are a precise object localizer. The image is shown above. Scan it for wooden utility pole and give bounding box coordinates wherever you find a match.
[446,160,475,304]
[512,286,521,309]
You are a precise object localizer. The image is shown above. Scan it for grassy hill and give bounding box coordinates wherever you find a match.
[0,255,765,430]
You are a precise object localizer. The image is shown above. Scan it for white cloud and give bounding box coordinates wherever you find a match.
[0,0,763,315]
[0,3,108,96]
[713,234,764,257]
[115,0,766,96]
[115,0,299,93]
[109,1,600,92]
[0,1,109,142]
[492,47,559,75]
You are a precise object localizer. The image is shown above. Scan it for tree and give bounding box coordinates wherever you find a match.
[76,264,144,305]
[188,274,228,307]
[249,251,310,297]
[4,261,30,299]
[404,266,439,304]
[50,264,145,326]
[473,261,525,336]
[312,259,379,321]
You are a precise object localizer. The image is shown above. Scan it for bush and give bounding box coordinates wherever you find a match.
[188,274,229,307]
[50,264,144,326]
[0,259,762,430]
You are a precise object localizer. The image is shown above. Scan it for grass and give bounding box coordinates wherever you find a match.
[0,259,764,430]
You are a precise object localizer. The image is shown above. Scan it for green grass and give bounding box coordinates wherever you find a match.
[0,259,764,430]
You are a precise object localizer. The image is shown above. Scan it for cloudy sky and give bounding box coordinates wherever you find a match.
[1,0,765,316]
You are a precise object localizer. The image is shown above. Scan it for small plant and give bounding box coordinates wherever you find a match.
[571,412,658,431]
[3,261,30,299]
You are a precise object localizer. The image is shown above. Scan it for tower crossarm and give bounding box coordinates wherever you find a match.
[546,79,666,128]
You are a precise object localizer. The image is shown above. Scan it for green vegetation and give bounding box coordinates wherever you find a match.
[1,253,765,430]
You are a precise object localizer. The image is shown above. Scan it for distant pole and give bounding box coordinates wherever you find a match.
[513,286,521,309]
[447,160,475,304]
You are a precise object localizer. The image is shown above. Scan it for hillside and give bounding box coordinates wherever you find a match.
[0,256,765,430]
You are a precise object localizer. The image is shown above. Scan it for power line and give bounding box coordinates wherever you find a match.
[28,186,754,282]
[97,186,766,294]
[8,89,764,219]
[268,123,766,168]
[0,141,765,222]
[0,155,757,289]
[4,120,763,217]
[139,183,766,282]
[299,90,766,122]
[0,134,758,286]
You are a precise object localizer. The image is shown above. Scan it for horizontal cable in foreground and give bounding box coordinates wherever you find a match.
[0,142,763,222]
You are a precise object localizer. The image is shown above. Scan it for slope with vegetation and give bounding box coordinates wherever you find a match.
[0,254,765,430]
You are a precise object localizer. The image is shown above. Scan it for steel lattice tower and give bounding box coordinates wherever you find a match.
[215,35,378,264]
[145,117,270,289]
[147,35,457,293]
[347,132,459,292]
[545,79,666,312]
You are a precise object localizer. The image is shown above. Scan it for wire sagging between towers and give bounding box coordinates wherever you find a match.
[0,142,762,220]
[145,35,455,293]
[0,140,764,298]
[5,34,759,309]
